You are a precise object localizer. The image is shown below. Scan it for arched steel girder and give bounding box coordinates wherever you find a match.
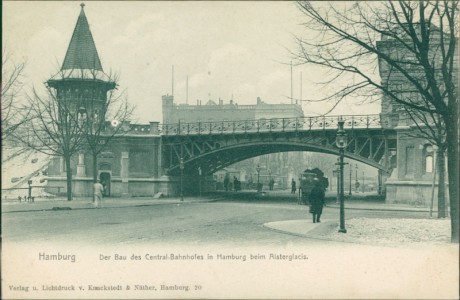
[164,138,395,176]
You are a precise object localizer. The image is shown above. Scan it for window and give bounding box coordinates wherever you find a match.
[423,144,435,173]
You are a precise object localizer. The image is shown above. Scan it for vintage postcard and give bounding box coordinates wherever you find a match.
[2,1,459,299]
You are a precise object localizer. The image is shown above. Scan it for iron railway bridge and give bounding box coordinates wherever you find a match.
[159,114,397,176]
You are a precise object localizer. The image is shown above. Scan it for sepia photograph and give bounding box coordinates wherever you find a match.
[2,1,459,299]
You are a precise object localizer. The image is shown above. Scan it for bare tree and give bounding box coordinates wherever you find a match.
[1,50,33,162]
[294,1,458,242]
[75,72,134,185]
[20,86,85,201]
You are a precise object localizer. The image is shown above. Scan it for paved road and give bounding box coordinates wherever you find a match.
[2,196,427,247]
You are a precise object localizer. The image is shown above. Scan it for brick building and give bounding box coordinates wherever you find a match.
[378,23,458,206]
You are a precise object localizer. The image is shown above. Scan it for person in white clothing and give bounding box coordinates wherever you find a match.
[93,179,104,208]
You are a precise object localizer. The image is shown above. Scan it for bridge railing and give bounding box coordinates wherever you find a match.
[160,114,382,136]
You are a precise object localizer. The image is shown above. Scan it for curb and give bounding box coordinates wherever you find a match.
[326,204,431,213]
[1,198,222,214]
[262,220,342,243]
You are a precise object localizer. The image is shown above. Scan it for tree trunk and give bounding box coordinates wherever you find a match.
[65,155,73,201]
[445,115,459,243]
[92,152,98,202]
[437,146,446,218]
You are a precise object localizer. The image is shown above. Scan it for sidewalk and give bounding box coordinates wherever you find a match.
[264,201,448,244]
[263,219,337,239]
[1,196,220,213]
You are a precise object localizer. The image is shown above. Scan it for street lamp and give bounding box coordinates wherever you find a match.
[180,157,184,201]
[355,164,359,193]
[198,166,202,197]
[268,168,272,190]
[336,119,347,233]
[349,163,352,196]
[333,166,340,204]
[28,179,33,201]
[256,165,261,192]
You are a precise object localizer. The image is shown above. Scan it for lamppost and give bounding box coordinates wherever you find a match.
[333,165,340,204]
[336,119,347,233]
[198,166,202,198]
[349,163,352,196]
[355,164,359,193]
[28,179,33,201]
[180,157,184,201]
[268,168,272,190]
[256,165,261,192]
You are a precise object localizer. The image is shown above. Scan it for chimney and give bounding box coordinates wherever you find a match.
[149,121,160,135]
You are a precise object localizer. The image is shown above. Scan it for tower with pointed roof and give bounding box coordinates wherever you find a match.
[47,3,116,123]
[44,3,164,198]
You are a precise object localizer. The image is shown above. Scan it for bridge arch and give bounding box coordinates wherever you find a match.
[162,129,396,176]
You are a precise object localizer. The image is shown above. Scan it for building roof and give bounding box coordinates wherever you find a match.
[61,3,103,71]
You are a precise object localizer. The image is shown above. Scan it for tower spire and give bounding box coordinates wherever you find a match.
[61,3,103,71]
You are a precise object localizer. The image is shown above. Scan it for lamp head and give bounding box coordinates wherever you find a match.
[335,119,347,149]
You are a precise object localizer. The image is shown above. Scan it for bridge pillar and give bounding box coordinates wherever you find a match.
[385,127,444,207]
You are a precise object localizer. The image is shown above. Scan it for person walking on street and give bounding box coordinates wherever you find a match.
[224,173,230,191]
[93,179,104,208]
[291,178,296,194]
[309,179,325,223]
[233,176,239,192]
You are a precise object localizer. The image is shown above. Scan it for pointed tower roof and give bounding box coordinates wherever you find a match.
[61,3,103,71]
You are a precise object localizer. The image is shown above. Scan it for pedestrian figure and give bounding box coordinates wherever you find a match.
[291,179,296,194]
[93,179,104,208]
[269,178,275,190]
[309,179,325,223]
[224,173,230,191]
[233,176,240,192]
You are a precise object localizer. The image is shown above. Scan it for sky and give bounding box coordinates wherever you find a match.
[3,1,381,123]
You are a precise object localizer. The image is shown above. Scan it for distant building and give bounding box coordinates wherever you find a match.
[162,95,304,124]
